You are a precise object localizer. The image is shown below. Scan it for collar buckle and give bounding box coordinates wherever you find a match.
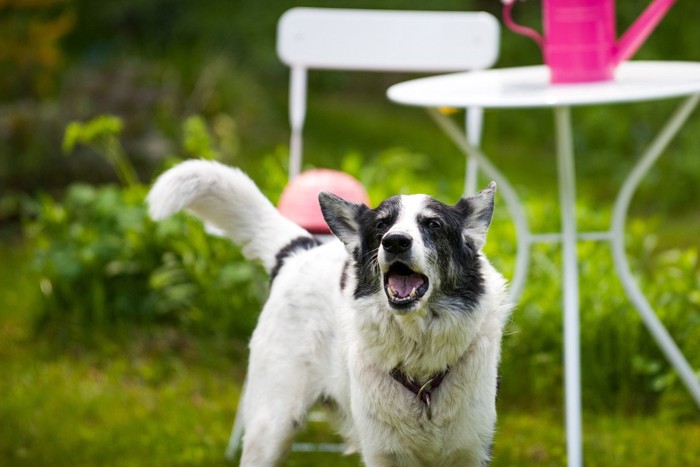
[390,367,449,421]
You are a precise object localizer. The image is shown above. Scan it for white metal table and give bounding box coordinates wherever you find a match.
[387,61,700,467]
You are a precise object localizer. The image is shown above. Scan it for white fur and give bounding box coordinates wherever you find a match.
[147,160,308,272]
[147,161,512,466]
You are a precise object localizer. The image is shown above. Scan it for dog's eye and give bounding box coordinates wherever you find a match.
[424,219,442,230]
[375,220,388,231]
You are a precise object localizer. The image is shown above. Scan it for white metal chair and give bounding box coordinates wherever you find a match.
[225,7,500,460]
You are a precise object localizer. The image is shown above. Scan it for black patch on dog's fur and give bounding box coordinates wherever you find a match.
[419,199,486,311]
[340,259,351,291]
[270,236,321,284]
[352,196,401,299]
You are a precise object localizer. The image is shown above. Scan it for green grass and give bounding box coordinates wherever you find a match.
[493,410,700,466]
[0,344,237,466]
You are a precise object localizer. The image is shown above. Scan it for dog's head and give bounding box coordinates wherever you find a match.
[319,183,496,314]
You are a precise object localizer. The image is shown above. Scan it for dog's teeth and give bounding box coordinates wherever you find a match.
[387,288,420,304]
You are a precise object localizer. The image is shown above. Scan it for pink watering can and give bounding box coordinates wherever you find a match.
[502,0,676,83]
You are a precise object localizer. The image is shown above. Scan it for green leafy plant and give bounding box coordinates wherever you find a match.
[26,114,269,342]
[26,182,266,341]
[493,201,700,416]
[63,115,140,187]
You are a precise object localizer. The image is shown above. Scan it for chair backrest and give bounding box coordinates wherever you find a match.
[276,8,500,179]
[278,8,499,73]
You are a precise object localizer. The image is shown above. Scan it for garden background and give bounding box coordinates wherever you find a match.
[1,0,700,465]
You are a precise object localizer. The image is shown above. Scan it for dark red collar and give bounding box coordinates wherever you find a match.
[390,367,449,420]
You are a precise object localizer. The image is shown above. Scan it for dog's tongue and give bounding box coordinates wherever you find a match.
[388,273,425,299]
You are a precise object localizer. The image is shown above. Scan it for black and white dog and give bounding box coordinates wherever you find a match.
[148,160,511,467]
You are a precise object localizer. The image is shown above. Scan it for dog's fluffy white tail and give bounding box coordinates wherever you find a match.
[147,159,311,273]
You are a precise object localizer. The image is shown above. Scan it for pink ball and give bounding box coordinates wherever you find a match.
[278,169,370,234]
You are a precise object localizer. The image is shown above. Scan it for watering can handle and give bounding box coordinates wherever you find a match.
[502,0,544,47]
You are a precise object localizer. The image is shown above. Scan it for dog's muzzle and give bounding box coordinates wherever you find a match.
[381,233,429,310]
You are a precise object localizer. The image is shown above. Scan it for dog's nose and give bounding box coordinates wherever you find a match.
[382,233,412,254]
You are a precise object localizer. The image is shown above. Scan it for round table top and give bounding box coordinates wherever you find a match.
[387,61,700,109]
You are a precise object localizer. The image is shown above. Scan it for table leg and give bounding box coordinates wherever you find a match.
[427,108,533,304]
[554,106,583,467]
[610,93,700,407]
[464,106,484,196]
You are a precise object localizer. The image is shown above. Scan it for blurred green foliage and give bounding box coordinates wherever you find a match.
[24,115,267,342]
[63,114,139,186]
[26,182,263,340]
[3,0,700,203]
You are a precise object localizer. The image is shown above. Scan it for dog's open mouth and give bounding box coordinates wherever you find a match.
[384,262,429,309]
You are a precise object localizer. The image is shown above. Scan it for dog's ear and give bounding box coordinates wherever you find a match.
[455,181,496,251]
[319,192,367,249]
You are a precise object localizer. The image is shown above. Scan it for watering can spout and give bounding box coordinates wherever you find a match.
[614,0,676,64]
